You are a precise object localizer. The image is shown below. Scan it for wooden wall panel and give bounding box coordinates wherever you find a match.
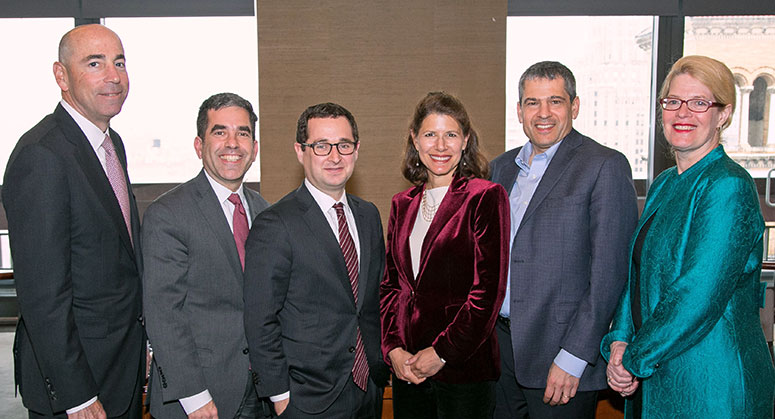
[257,0,507,225]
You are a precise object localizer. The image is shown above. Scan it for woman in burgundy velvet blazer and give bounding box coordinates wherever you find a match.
[380,92,509,418]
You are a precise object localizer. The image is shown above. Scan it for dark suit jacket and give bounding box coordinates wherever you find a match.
[2,104,145,416]
[243,183,387,414]
[490,129,638,391]
[142,169,268,418]
[380,176,509,384]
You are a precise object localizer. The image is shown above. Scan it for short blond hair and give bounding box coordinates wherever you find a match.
[659,55,736,130]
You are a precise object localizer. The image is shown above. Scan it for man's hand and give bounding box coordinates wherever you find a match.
[187,400,218,419]
[273,398,290,416]
[388,347,424,384]
[607,341,639,396]
[543,362,580,406]
[68,400,106,419]
[406,347,444,380]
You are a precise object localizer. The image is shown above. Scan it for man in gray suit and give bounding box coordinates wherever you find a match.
[491,61,638,418]
[244,103,388,418]
[143,93,270,419]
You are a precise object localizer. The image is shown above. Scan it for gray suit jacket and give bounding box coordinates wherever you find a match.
[490,129,638,391]
[142,169,268,418]
[243,183,388,415]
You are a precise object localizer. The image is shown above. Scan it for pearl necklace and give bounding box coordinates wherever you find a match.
[421,190,440,222]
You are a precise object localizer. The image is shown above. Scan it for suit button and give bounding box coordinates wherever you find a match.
[243,348,249,354]
[349,346,355,353]
[137,314,144,323]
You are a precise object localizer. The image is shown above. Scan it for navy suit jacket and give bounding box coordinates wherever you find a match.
[490,129,638,390]
[3,104,144,415]
[243,183,388,414]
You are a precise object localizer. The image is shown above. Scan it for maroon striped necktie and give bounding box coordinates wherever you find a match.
[333,203,369,391]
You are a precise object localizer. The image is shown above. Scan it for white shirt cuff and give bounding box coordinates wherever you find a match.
[66,396,98,414]
[553,349,588,378]
[179,389,212,415]
[270,391,290,402]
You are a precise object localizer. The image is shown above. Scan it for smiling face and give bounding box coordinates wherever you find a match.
[517,77,579,157]
[54,25,129,131]
[662,73,732,170]
[412,113,469,188]
[195,106,258,191]
[295,116,359,200]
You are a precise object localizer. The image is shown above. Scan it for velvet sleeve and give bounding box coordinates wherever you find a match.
[380,196,404,367]
[622,174,763,378]
[431,183,509,364]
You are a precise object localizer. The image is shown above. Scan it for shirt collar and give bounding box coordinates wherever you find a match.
[305,179,347,213]
[60,100,109,153]
[514,139,563,172]
[203,169,247,206]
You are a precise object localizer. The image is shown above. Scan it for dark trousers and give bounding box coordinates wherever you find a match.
[279,376,381,419]
[392,374,496,419]
[494,319,598,419]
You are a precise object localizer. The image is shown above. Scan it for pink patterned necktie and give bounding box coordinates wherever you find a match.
[102,134,132,243]
[228,193,249,270]
[333,203,370,391]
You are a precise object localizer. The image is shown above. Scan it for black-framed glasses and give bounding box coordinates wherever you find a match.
[300,141,358,156]
[659,97,725,113]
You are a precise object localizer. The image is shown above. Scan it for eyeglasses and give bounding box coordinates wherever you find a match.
[300,141,358,156]
[659,97,725,113]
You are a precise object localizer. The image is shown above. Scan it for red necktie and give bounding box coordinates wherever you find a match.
[333,203,370,391]
[228,193,249,270]
[102,134,132,243]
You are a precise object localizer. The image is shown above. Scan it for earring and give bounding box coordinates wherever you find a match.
[415,161,419,167]
[463,161,467,166]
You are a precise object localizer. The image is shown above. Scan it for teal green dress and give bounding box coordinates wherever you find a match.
[601,146,775,418]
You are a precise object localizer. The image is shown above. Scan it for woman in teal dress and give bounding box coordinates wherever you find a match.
[601,55,775,418]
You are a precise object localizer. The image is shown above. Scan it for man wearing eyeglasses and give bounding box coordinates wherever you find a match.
[243,103,388,418]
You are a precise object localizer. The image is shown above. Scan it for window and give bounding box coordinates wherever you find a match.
[684,15,775,178]
[506,16,655,179]
[106,16,260,183]
[0,18,74,178]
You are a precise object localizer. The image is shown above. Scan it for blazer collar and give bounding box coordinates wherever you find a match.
[192,169,244,278]
[296,184,361,309]
[54,104,136,260]
[401,175,469,284]
[518,129,583,230]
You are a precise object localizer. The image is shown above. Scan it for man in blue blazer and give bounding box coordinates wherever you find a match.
[3,25,145,418]
[491,61,638,418]
[243,103,388,418]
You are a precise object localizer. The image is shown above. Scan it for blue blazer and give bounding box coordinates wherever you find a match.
[491,129,638,390]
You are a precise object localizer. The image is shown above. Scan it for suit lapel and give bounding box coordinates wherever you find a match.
[296,185,356,306]
[56,106,135,260]
[518,131,582,231]
[396,186,423,285]
[415,176,467,283]
[244,188,264,222]
[494,148,521,195]
[192,170,244,279]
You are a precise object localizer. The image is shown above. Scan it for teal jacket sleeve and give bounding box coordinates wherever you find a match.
[621,174,763,378]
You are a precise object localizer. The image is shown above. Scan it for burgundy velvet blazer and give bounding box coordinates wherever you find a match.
[380,175,509,384]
